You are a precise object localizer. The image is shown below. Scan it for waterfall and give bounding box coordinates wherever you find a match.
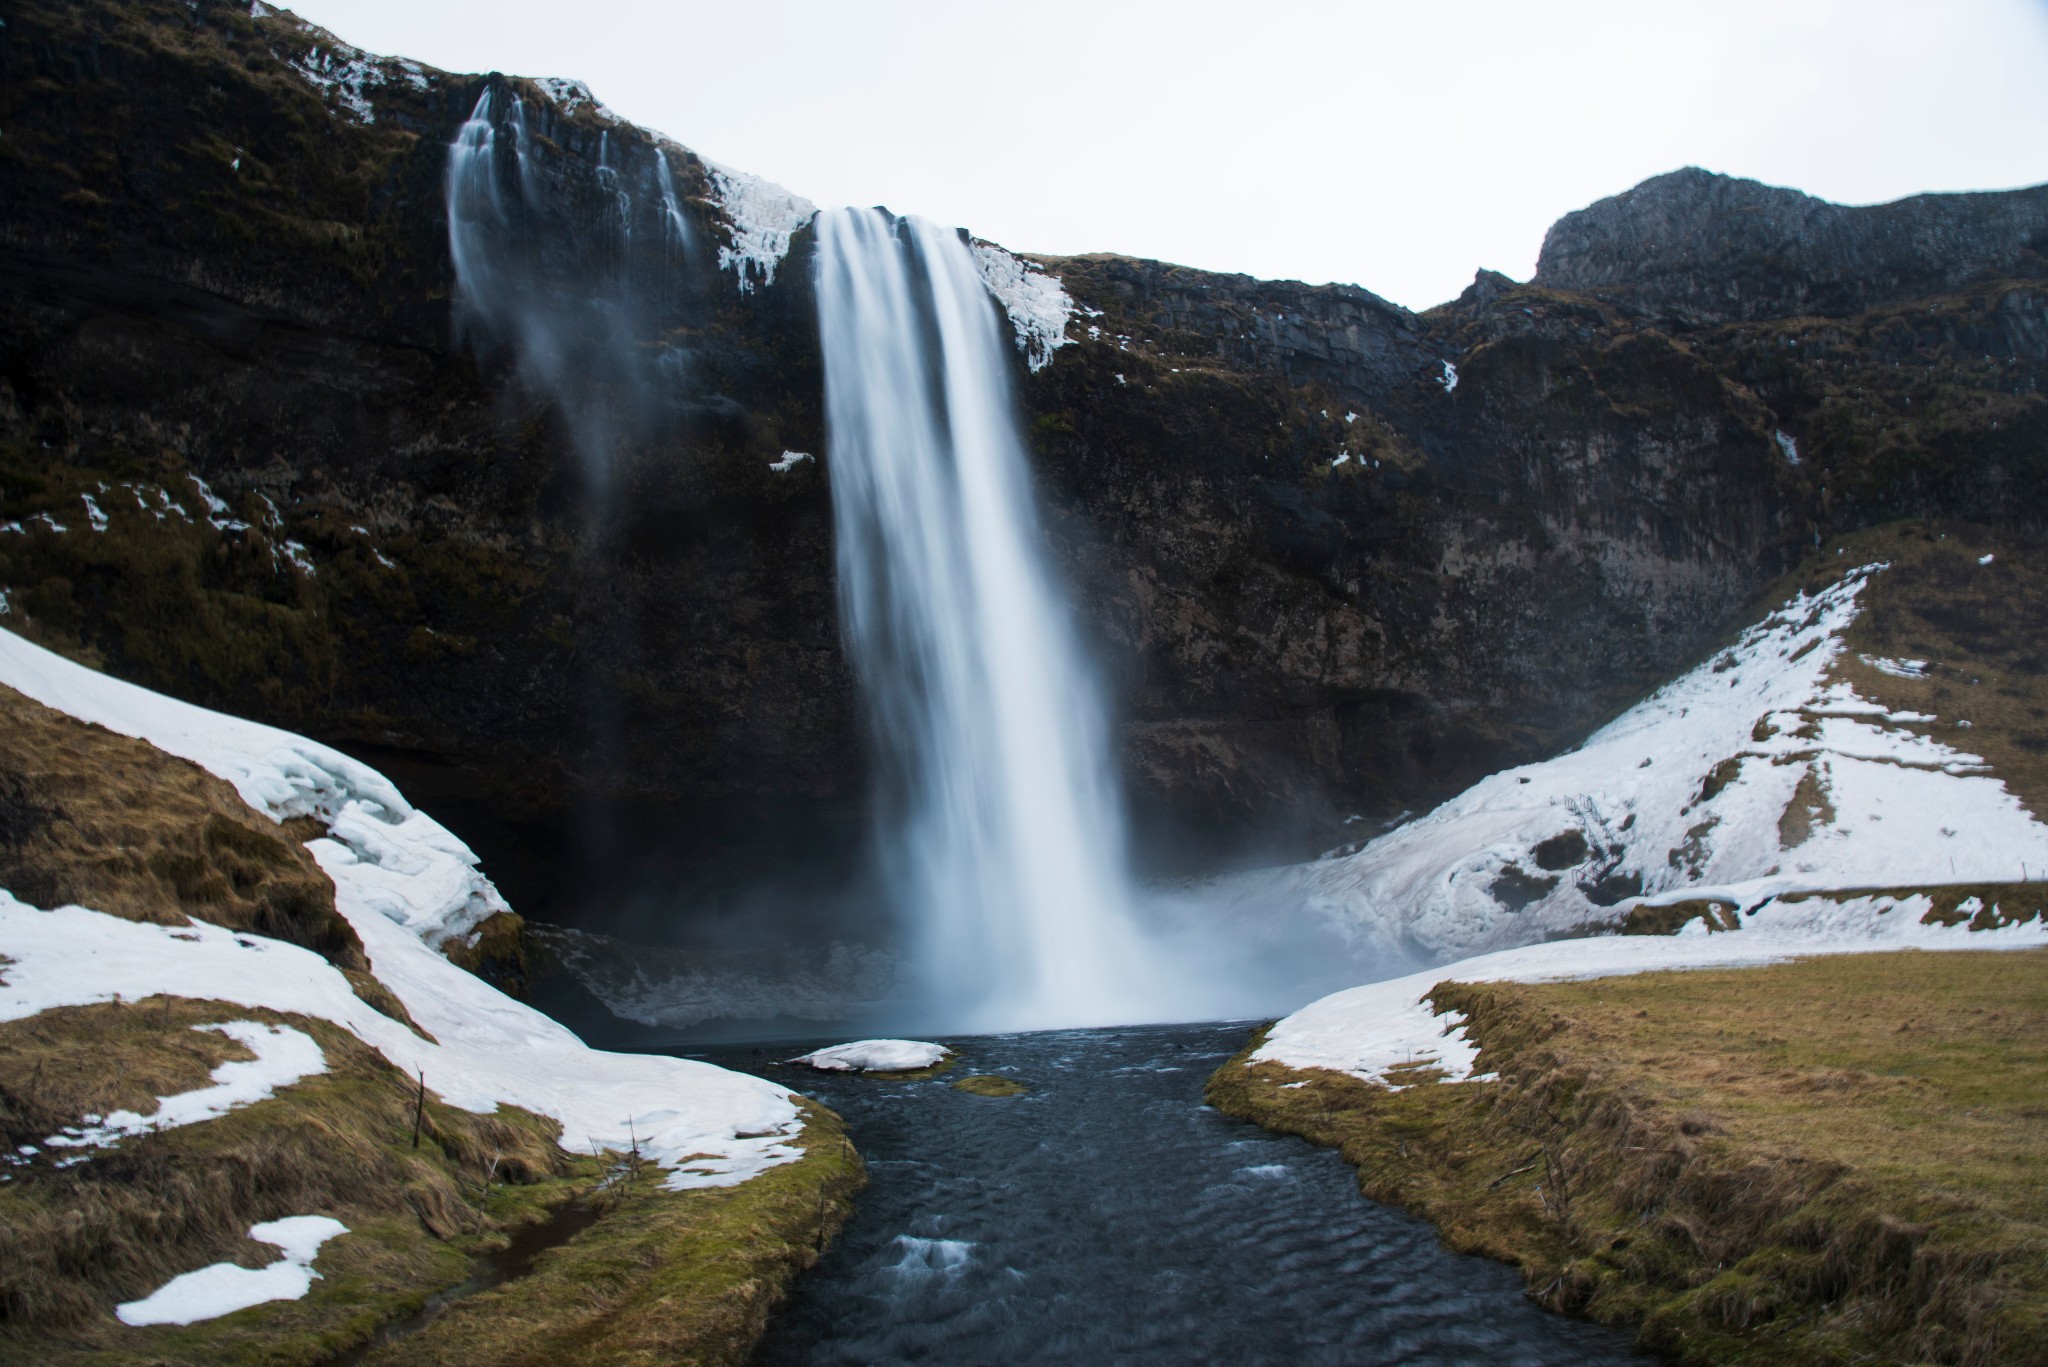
[445,86,684,497]
[814,208,1165,1032]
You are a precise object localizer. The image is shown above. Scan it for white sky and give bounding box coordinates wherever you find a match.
[294,0,2048,312]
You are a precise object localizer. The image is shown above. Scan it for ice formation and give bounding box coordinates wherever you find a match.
[704,161,816,293]
[970,243,1076,372]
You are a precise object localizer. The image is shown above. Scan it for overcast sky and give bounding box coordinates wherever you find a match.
[295,0,2048,312]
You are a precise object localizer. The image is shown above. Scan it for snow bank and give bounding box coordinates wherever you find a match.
[1286,565,2048,963]
[116,1216,349,1327]
[1257,892,2048,1085]
[793,1040,950,1073]
[532,76,617,123]
[704,161,816,293]
[970,243,1075,372]
[0,628,803,1190]
[43,1022,325,1154]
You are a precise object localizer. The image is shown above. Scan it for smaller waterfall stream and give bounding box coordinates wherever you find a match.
[816,209,1173,1032]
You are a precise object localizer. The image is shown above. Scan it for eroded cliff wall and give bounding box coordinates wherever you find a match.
[2,0,2042,931]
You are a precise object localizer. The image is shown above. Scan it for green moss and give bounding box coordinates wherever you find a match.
[951,1075,1026,1097]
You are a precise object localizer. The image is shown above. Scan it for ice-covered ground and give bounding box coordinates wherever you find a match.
[1285,563,2048,963]
[116,1216,350,1327]
[1257,892,2048,1084]
[794,1040,951,1073]
[0,629,804,1189]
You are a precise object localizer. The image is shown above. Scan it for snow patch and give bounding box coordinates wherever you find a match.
[531,76,617,123]
[1980,553,1996,566]
[189,476,249,533]
[1775,430,1801,466]
[970,243,1075,372]
[1439,360,1459,393]
[43,1022,324,1155]
[792,1039,950,1073]
[81,494,108,532]
[704,161,815,293]
[283,45,388,123]
[1862,654,1930,678]
[116,1216,348,1326]
[769,450,813,474]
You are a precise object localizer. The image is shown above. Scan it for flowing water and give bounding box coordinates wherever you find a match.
[815,210,1173,1033]
[698,1023,1644,1366]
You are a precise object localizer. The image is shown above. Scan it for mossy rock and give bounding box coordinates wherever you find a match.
[951,1075,1025,1097]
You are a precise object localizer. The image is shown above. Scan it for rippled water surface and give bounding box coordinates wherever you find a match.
[692,1023,1643,1366]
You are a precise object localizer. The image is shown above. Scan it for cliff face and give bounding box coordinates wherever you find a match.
[1535,165,2048,325]
[2,0,2043,934]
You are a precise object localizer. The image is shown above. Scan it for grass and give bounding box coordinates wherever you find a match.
[1822,523,2048,827]
[1,995,586,1366]
[1,993,864,1367]
[951,1075,1026,1097]
[0,681,431,1032]
[1209,949,2048,1365]
[362,1101,863,1367]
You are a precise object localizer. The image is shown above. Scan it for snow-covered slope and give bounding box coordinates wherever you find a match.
[0,628,802,1189]
[1257,892,2048,1085]
[1291,562,2048,963]
[1253,558,2048,1082]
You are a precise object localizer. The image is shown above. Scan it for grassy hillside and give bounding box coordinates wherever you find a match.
[0,681,862,1365]
[1210,949,2048,1365]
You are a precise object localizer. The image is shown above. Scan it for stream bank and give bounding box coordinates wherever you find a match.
[699,1022,1643,1365]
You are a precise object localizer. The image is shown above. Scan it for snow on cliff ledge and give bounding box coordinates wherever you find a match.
[1285,563,2048,966]
[0,628,803,1190]
[705,161,817,294]
[972,244,1076,372]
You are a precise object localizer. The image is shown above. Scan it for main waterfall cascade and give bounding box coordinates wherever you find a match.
[815,209,1176,1032]
[446,105,1354,1032]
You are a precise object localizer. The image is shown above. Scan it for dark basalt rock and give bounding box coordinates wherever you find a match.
[1534,166,2048,325]
[1,0,2044,964]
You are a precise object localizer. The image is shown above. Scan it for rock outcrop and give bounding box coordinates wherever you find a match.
[1534,165,2048,325]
